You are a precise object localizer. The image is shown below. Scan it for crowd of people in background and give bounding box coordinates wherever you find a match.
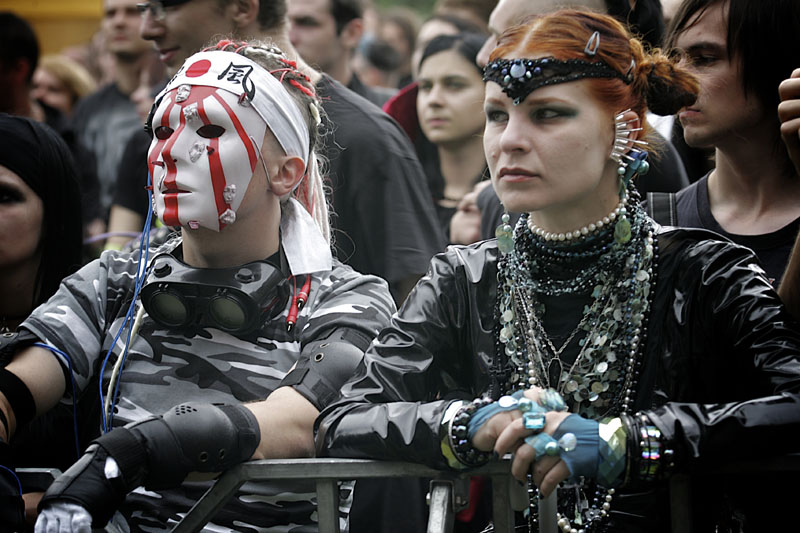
[1,0,799,531]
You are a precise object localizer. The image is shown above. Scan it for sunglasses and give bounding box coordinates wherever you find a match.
[136,0,192,21]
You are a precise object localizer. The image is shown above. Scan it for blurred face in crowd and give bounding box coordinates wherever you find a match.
[139,0,234,69]
[288,0,357,73]
[673,1,765,149]
[380,20,413,66]
[32,68,74,115]
[411,19,459,78]
[104,0,152,59]
[0,165,43,272]
[417,49,485,146]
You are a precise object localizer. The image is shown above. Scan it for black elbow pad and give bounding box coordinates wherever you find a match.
[40,403,260,526]
[281,330,369,410]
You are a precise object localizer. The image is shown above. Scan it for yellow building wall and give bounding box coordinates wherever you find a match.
[0,0,103,54]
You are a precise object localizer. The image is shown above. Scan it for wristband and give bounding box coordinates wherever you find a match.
[597,417,627,487]
[0,368,36,431]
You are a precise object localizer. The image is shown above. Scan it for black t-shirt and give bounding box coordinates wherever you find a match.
[676,174,800,284]
[41,101,103,223]
[70,83,141,213]
[112,128,151,219]
[346,73,396,109]
[316,75,445,285]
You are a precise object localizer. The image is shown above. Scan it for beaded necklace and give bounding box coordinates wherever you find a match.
[495,189,658,531]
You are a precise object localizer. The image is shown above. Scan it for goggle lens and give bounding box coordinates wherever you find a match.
[209,295,247,332]
[148,291,189,327]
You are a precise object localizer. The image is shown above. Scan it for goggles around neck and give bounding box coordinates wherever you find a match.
[140,251,290,335]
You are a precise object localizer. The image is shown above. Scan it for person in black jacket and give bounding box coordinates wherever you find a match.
[317,10,800,532]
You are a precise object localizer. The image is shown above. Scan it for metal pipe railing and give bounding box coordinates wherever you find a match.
[170,458,516,533]
[20,453,800,532]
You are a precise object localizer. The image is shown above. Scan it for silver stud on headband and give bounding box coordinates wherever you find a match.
[223,184,237,204]
[188,220,200,229]
[175,84,191,102]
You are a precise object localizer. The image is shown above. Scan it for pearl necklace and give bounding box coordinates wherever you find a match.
[527,190,629,242]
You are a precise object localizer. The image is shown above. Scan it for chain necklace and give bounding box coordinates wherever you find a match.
[496,197,658,532]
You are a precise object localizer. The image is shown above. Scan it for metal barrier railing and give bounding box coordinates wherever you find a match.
[170,458,517,533]
[21,453,800,532]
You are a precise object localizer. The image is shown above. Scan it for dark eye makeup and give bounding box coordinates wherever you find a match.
[0,184,24,203]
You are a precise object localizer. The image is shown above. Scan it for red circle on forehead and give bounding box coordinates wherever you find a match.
[186,59,212,77]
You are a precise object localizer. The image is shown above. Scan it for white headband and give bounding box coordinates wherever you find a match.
[158,50,310,162]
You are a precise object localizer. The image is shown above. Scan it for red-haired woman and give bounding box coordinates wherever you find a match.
[317,9,800,531]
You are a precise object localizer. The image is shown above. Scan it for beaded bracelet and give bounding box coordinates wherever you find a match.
[442,398,493,468]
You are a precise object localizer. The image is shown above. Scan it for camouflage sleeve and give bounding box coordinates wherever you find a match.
[21,250,140,396]
[300,263,396,350]
[288,264,396,408]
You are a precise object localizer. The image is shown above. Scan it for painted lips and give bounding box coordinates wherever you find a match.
[498,167,536,181]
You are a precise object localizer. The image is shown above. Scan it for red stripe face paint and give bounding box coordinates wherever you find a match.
[148,84,268,231]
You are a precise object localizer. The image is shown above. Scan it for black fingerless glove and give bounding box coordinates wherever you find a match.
[37,438,140,527]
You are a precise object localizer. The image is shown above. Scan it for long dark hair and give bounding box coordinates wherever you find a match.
[0,114,84,307]
[418,32,486,75]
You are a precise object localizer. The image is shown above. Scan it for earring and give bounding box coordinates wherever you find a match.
[610,110,648,245]
[496,212,514,254]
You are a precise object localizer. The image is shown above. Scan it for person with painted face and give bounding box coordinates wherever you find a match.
[317,10,800,531]
[0,40,394,531]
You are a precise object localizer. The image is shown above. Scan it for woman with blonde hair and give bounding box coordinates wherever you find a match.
[32,55,96,116]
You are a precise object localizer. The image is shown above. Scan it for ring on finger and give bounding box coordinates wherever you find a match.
[522,411,546,431]
[538,388,567,412]
[525,432,578,460]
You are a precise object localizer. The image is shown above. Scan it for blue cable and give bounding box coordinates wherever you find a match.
[32,343,81,459]
[0,465,22,496]
[98,173,155,433]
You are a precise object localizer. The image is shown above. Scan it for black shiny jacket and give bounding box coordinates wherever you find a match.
[317,227,800,530]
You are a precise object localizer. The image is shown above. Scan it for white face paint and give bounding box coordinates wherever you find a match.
[148,83,268,231]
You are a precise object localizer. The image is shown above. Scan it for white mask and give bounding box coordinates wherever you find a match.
[148,84,267,231]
